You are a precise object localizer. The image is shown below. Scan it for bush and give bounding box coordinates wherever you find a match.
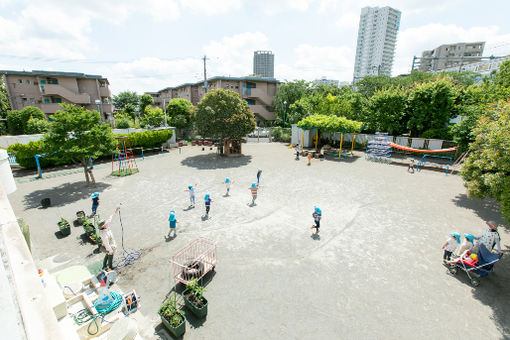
[420,127,452,140]
[114,129,173,149]
[115,117,131,129]
[7,141,51,168]
[6,107,47,135]
[25,118,50,134]
[271,127,291,142]
[6,110,24,134]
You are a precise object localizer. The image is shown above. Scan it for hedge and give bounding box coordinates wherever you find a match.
[8,129,174,168]
[271,127,291,143]
[297,114,363,133]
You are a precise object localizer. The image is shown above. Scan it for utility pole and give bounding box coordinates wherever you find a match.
[203,55,208,94]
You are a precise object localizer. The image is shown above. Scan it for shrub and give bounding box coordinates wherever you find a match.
[271,127,291,142]
[6,110,24,135]
[420,127,452,140]
[7,141,51,168]
[114,129,173,149]
[25,118,50,134]
[6,107,47,135]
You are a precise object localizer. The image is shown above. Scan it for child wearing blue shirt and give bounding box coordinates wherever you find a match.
[204,194,213,217]
[168,210,178,237]
[311,206,322,233]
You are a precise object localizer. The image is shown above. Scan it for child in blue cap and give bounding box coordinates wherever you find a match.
[249,183,259,205]
[204,194,212,217]
[311,206,322,233]
[224,178,233,196]
[441,232,460,263]
[91,192,100,216]
[457,233,475,260]
[185,184,197,208]
[168,210,178,237]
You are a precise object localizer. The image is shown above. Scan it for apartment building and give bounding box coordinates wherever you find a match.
[313,77,339,87]
[1,70,113,120]
[253,51,275,78]
[419,42,485,72]
[147,76,278,124]
[353,6,401,83]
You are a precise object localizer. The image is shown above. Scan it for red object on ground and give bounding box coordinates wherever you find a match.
[389,142,457,153]
[198,141,202,146]
[178,142,183,147]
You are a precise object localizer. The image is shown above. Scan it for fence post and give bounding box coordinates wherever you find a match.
[141,147,144,160]
[339,133,344,158]
[35,154,42,178]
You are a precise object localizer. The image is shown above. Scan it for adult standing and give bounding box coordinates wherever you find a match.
[99,205,121,270]
[475,221,502,253]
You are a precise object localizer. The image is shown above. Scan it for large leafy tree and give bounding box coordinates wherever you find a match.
[139,94,154,115]
[355,74,393,98]
[113,91,139,111]
[44,104,116,186]
[166,98,193,130]
[461,100,510,223]
[141,106,165,128]
[0,78,10,119]
[123,103,137,120]
[195,89,255,140]
[365,87,407,134]
[6,106,46,135]
[273,80,312,126]
[406,78,458,137]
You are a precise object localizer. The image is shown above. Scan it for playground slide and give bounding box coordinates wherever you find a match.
[389,143,457,153]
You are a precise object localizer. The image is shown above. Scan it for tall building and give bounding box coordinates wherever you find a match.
[146,76,279,124]
[0,70,113,120]
[353,6,401,83]
[418,42,485,72]
[253,51,274,78]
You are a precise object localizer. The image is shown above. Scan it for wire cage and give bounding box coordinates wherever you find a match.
[171,237,217,285]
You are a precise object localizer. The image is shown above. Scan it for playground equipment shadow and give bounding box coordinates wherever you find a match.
[22,181,111,209]
[180,153,252,170]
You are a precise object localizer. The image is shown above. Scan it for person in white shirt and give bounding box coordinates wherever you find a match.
[224,178,232,196]
[185,185,197,208]
[99,206,121,270]
[441,232,460,263]
[456,233,475,260]
[475,221,502,254]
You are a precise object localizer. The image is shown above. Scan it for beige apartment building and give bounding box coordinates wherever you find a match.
[147,76,278,124]
[1,70,113,120]
[419,42,485,72]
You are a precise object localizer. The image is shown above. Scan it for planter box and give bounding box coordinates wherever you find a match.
[59,226,71,236]
[160,315,186,338]
[182,289,208,318]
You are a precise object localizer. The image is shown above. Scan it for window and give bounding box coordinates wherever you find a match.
[34,81,38,85]
[246,99,255,105]
[26,79,31,84]
[22,98,27,102]
[54,98,62,103]
[44,98,50,104]
[18,79,22,83]
[47,78,58,84]
[40,80,46,84]
[30,98,35,104]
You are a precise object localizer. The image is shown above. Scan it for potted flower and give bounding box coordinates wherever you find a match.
[159,297,186,337]
[182,278,208,318]
[58,218,71,236]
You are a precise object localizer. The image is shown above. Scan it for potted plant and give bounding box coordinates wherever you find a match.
[159,297,186,337]
[58,218,71,236]
[182,278,208,318]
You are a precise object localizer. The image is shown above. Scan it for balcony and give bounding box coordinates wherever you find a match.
[41,84,91,104]
[40,103,62,114]
[99,86,111,98]
[242,87,272,105]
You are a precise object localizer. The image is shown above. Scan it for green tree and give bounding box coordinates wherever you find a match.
[493,60,510,88]
[365,87,407,134]
[195,89,255,140]
[0,78,10,119]
[139,94,154,115]
[355,74,393,98]
[273,80,312,126]
[114,113,132,129]
[123,103,137,120]
[141,107,165,128]
[406,79,458,137]
[20,106,46,131]
[6,106,46,135]
[166,98,193,129]
[461,100,510,223]
[43,104,116,186]
[112,91,139,111]
[6,110,23,134]
[25,117,50,134]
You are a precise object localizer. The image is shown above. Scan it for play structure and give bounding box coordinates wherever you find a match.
[389,142,457,153]
[111,136,138,176]
[171,237,217,285]
[416,154,453,174]
[366,133,392,163]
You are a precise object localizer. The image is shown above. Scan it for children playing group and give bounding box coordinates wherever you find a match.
[442,232,476,264]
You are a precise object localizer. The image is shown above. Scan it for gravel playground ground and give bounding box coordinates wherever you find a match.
[8,143,510,339]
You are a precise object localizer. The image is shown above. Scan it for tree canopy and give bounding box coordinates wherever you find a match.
[141,106,166,128]
[461,100,510,223]
[139,94,154,115]
[297,114,362,133]
[195,89,255,139]
[113,91,139,111]
[166,98,193,129]
[43,104,116,186]
[6,106,47,135]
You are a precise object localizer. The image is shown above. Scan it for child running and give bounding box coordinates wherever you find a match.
[185,184,197,208]
[91,192,100,216]
[311,206,322,233]
[256,169,262,185]
[204,194,212,217]
[168,210,178,237]
[224,178,232,196]
[441,232,460,263]
[249,183,259,205]
[307,153,312,166]
[408,159,415,174]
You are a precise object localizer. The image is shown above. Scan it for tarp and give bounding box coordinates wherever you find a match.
[389,142,457,153]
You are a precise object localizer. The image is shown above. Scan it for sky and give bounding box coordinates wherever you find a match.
[1,0,509,95]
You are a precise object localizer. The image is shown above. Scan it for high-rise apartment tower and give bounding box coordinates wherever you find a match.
[253,51,274,78]
[353,6,401,83]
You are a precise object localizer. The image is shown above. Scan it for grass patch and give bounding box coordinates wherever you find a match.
[111,168,139,177]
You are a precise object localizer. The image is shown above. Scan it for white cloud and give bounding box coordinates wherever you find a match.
[394,24,510,75]
[179,0,241,15]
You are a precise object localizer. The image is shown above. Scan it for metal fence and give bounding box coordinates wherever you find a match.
[171,237,217,285]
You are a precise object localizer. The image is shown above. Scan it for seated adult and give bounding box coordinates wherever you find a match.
[475,221,502,254]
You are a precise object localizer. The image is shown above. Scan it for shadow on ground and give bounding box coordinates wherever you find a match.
[452,194,508,231]
[22,181,111,209]
[181,154,252,169]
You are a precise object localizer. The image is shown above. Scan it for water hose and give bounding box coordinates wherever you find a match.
[114,210,141,269]
[72,291,123,335]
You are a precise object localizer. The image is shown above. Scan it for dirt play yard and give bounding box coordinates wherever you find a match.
[8,143,510,339]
